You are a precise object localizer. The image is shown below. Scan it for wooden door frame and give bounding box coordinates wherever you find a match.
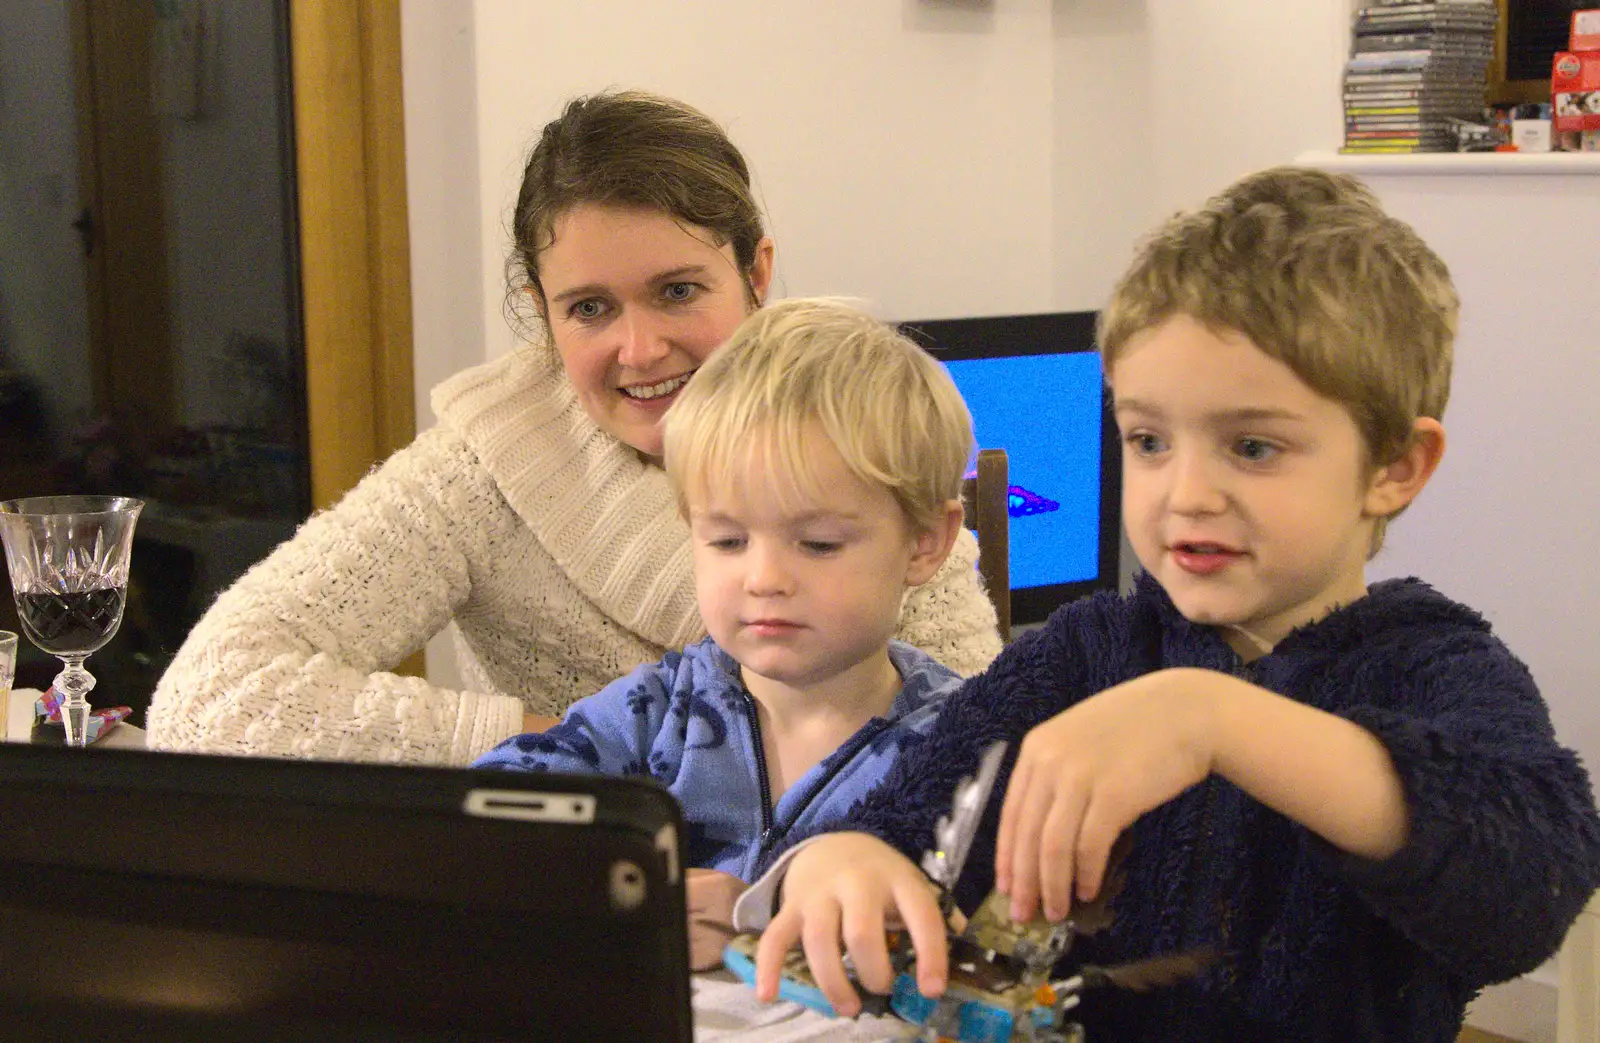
[288,0,415,511]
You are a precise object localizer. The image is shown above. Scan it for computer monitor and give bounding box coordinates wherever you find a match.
[901,312,1120,627]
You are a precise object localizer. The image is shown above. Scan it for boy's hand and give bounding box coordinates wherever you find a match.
[753,833,949,1017]
[687,869,747,970]
[996,667,1222,923]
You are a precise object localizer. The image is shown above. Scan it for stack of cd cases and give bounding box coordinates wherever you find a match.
[1342,0,1497,153]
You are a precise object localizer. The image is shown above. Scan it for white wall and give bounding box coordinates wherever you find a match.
[401,0,486,692]
[1050,0,1155,311]
[400,0,484,432]
[1145,0,1351,215]
[415,0,1363,365]
[468,0,1061,347]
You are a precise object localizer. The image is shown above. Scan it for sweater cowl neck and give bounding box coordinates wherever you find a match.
[431,350,703,650]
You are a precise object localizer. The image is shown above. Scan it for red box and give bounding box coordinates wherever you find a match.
[1552,51,1600,132]
[1572,10,1600,52]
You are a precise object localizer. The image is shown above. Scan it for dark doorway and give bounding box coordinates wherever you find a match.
[0,2,310,723]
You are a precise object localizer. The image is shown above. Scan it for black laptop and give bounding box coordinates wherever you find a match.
[0,743,690,1041]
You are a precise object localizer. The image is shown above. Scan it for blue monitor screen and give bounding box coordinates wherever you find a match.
[901,313,1120,625]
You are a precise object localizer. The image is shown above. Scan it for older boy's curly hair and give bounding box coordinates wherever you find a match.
[1098,166,1458,554]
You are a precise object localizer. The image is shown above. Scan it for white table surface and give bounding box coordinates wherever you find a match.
[692,970,906,1042]
[3,686,147,748]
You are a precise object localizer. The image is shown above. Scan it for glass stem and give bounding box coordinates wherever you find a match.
[52,655,95,748]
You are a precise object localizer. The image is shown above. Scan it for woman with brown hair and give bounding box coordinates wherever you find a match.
[147,90,1001,765]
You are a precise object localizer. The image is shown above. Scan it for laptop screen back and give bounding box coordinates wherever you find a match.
[0,744,690,1042]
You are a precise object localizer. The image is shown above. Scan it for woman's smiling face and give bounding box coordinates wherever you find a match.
[537,203,773,461]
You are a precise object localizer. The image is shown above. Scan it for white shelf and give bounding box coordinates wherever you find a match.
[1296,150,1600,177]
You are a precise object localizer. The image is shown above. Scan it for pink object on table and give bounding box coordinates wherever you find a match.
[35,686,130,744]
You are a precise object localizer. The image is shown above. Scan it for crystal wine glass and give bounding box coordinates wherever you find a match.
[0,496,143,747]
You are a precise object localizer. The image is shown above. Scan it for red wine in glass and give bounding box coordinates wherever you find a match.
[0,495,143,747]
[14,586,128,656]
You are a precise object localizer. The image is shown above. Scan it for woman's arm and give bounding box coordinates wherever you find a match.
[146,428,525,765]
[894,528,1004,677]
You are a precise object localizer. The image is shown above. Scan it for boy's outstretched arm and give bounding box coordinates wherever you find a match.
[1326,641,1600,982]
[996,667,1409,923]
[997,638,1600,985]
[1209,674,1410,857]
[740,625,1096,1009]
[753,833,951,1016]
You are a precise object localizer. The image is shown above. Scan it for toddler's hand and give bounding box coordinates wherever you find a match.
[520,712,560,733]
[996,667,1223,923]
[687,869,747,970]
[753,833,948,1017]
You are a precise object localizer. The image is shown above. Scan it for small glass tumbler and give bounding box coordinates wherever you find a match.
[0,630,15,740]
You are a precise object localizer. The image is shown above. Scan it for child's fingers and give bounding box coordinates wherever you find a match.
[1073,795,1124,902]
[1005,767,1058,922]
[839,900,892,994]
[689,917,729,971]
[754,905,807,1003]
[995,755,1033,895]
[893,880,951,997]
[1037,786,1091,921]
[800,899,859,1016]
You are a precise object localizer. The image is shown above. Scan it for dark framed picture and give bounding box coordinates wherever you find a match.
[1490,0,1588,104]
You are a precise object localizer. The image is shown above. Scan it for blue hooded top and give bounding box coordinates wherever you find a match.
[473,637,959,881]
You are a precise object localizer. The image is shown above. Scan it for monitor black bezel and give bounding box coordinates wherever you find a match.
[900,311,1121,627]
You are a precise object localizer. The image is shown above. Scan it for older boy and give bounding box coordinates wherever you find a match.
[738,169,1600,1042]
[474,298,981,966]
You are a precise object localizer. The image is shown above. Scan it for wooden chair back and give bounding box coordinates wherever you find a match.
[961,447,1011,643]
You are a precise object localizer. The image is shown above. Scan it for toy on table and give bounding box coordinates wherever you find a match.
[723,742,1213,1042]
[32,686,129,745]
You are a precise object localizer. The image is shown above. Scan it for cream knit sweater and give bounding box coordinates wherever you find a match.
[145,350,1002,765]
